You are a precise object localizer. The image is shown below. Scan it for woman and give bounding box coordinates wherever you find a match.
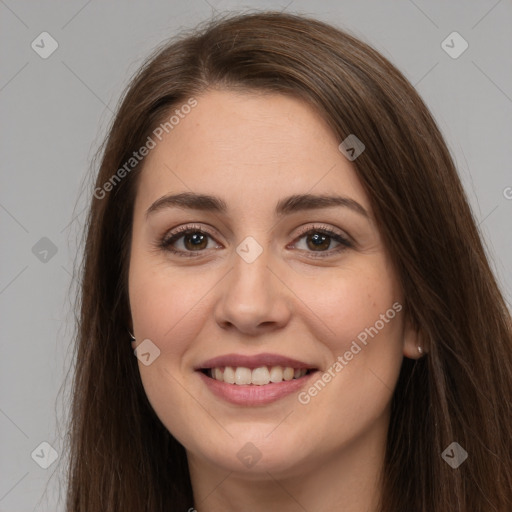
[65,11,512,511]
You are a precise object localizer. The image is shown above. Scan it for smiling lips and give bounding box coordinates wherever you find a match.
[196,352,319,405]
[197,352,318,385]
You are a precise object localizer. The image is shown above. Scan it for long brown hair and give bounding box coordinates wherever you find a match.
[63,11,512,511]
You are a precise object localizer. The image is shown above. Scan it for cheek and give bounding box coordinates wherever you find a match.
[128,259,207,440]
[128,256,209,360]
[293,270,404,443]
[294,259,402,350]
[292,259,405,411]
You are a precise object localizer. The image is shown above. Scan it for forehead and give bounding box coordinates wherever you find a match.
[134,89,370,215]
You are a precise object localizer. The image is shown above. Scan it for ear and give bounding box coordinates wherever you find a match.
[402,314,426,360]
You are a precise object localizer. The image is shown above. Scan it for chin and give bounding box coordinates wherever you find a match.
[191,429,312,478]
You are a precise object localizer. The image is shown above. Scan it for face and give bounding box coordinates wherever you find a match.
[128,89,420,479]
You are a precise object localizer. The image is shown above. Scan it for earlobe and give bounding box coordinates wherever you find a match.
[402,317,427,359]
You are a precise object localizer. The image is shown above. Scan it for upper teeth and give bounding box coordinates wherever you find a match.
[209,366,309,385]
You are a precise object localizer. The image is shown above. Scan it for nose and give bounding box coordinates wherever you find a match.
[213,245,292,336]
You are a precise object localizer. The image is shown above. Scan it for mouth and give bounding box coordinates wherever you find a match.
[194,353,320,405]
[198,366,318,386]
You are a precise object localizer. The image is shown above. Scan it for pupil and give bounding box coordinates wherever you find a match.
[186,232,206,250]
[308,233,329,250]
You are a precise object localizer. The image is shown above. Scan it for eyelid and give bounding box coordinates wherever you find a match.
[161,223,218,244]
[291,223,352,244]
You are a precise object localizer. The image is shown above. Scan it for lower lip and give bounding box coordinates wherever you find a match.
[197,370,318,406]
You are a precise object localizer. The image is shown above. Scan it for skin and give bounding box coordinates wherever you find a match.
[128,89,422,512]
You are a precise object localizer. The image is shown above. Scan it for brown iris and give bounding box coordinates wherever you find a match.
[183,232,208,251]
[306,233,331,251]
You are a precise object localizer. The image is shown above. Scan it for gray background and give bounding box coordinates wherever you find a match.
[1,0,511,510]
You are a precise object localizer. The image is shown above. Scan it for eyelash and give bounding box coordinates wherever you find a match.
[157,223,352,259]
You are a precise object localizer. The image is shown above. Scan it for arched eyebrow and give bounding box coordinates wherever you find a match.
[145,192,369,220]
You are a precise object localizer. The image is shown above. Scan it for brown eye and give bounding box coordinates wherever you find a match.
[181,232,209,251]
[159,226,220,257]
[292,227,352,258]
[305,232,332,251]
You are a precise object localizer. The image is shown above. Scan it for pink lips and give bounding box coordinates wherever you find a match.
[195,352,319,406]
[195,352,317,370]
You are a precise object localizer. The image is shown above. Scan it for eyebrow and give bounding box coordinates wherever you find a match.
[145,192,369,219]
